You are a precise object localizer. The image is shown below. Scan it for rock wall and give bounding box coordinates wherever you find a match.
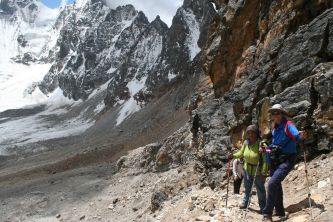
[177,0,333,188]
[200,0,333,156]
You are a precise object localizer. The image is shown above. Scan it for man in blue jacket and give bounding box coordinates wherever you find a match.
[262,104,304,222]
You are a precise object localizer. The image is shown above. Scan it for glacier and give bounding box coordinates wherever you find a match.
[0,0,92,154]
[0,0,61,110]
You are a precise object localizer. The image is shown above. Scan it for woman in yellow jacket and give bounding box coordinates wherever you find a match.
[230,125,268,213]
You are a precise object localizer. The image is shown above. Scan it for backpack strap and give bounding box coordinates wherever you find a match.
[272,124,277,135]
[271,121,297,147]
[284,121,297,142]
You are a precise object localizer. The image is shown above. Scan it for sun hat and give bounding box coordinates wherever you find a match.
[268,104,288,115]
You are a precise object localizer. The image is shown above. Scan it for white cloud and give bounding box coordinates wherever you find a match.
[104,0,183,27]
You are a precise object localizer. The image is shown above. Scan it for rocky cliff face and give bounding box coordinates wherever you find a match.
[200,0,333,160]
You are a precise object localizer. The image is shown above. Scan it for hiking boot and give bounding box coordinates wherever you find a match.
[273,210,286,217]
[239,203,247,209]
[262,216,273,222]
[273,211,289,220]
[273,212,285,217]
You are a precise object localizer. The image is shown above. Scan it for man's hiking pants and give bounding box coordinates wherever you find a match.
[263,155,296,216]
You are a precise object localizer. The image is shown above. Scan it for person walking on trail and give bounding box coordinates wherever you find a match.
[229,125,268,213]
[232,158,244,194]
[262,104,304,222]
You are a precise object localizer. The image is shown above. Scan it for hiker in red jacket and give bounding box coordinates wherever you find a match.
[262,104,305,221]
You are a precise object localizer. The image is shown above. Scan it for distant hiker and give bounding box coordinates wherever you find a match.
[229,125,268,212]
[262,104,304,222]
[232,158,244,194]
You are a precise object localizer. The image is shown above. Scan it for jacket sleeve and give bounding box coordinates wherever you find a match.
[233,142,245,159]
[287,123,301,141]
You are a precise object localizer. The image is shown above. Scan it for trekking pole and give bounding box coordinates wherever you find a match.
[243,160,260,221]
[226,155,231,208]
[301,141,313,222]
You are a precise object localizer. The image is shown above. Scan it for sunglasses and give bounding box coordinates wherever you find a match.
[271,111,281,116]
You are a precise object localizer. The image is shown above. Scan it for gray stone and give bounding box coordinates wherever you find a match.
[150,191,168,212]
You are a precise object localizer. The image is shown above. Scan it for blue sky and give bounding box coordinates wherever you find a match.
[40,0,75,8]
